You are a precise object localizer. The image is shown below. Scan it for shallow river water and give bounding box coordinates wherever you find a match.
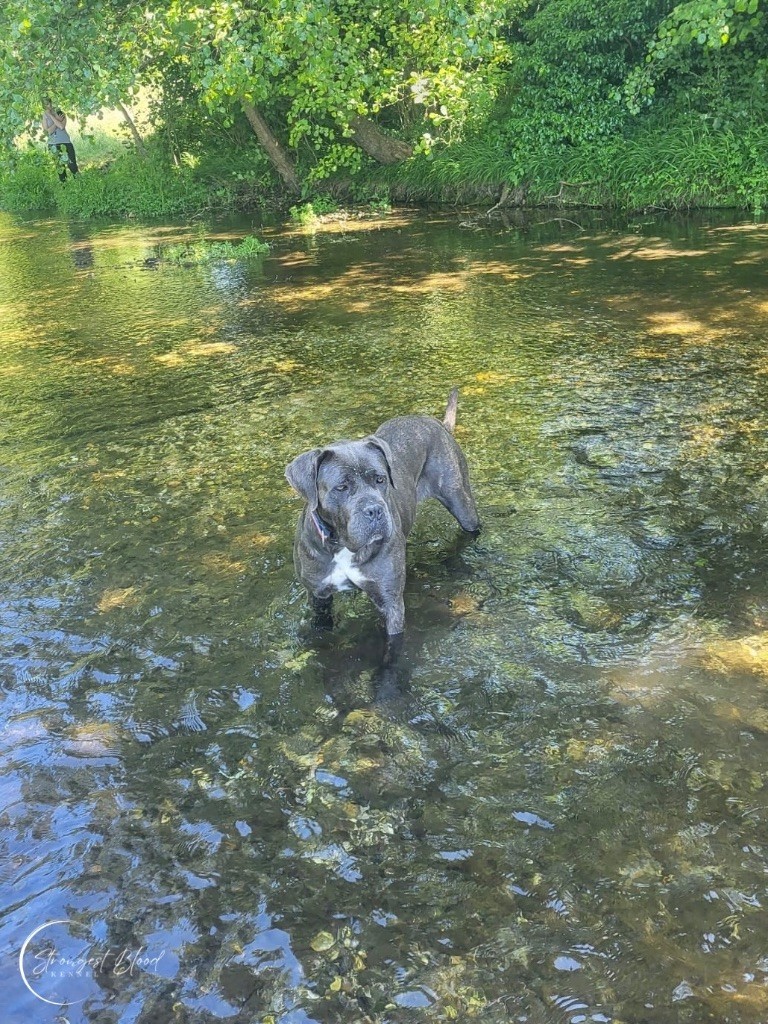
[2,208,768,1024]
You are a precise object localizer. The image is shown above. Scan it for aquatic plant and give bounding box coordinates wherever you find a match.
[288,198,340,226]
[162,234,270,265]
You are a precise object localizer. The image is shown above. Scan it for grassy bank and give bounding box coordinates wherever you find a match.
[0,132,279,218]
[3,116,768,219]
[370,118,768,213]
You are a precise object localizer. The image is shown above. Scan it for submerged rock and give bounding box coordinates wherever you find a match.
[703,632,768,680]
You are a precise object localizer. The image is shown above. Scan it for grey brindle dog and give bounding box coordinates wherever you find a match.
[285,389,480,635]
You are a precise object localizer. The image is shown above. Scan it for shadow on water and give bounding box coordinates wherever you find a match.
[1,209,768,1022]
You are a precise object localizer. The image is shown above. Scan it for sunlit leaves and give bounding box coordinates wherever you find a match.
[624,0,767,112]
[0,0,149,138]
[157,0,515,166]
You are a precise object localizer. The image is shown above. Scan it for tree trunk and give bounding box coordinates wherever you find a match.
[117,101,146,157]
[241,101,300,192]
[349,115,413,164]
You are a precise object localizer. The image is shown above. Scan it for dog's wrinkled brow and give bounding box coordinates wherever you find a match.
[319,445,387,480]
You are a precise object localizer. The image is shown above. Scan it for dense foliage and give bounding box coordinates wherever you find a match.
[1,0,767,213]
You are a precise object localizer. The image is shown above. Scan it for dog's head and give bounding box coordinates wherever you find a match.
[285,437,396,552]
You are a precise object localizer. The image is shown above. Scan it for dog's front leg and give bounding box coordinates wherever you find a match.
[383,596,405,636]
[365,583,405,636]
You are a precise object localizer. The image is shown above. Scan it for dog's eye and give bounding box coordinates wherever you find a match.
[375,475,386,485]
[335,483,348,492]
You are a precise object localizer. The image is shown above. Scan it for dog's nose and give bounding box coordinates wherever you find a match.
[363,503,385,522]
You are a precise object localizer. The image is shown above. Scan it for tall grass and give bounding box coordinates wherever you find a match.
[2,113,767,217]
[0,139,278,218]
[554,121,768,210]
[0,148,59,211]
[365,117,768,211]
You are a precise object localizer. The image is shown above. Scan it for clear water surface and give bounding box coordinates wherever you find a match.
[1,208,768,1023]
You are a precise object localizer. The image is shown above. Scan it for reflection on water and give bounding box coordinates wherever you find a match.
[1,209,768,1023]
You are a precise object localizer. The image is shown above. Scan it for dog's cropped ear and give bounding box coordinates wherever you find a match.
[285,449,324,509]
[364,436,396,488]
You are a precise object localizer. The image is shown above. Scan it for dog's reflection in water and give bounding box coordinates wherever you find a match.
[306,626,460,742]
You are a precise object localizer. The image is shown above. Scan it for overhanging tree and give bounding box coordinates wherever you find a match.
[0,0,150,153]
[0,0,514,188]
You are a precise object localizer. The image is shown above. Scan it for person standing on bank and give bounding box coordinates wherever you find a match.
[42,97,79,181]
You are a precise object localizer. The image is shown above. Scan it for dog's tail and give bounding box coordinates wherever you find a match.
[443,388,460,434]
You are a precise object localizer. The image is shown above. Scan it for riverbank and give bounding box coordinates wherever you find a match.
[2,117,767,219]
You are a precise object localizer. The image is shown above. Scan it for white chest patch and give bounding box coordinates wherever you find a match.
[323,547,367,592]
